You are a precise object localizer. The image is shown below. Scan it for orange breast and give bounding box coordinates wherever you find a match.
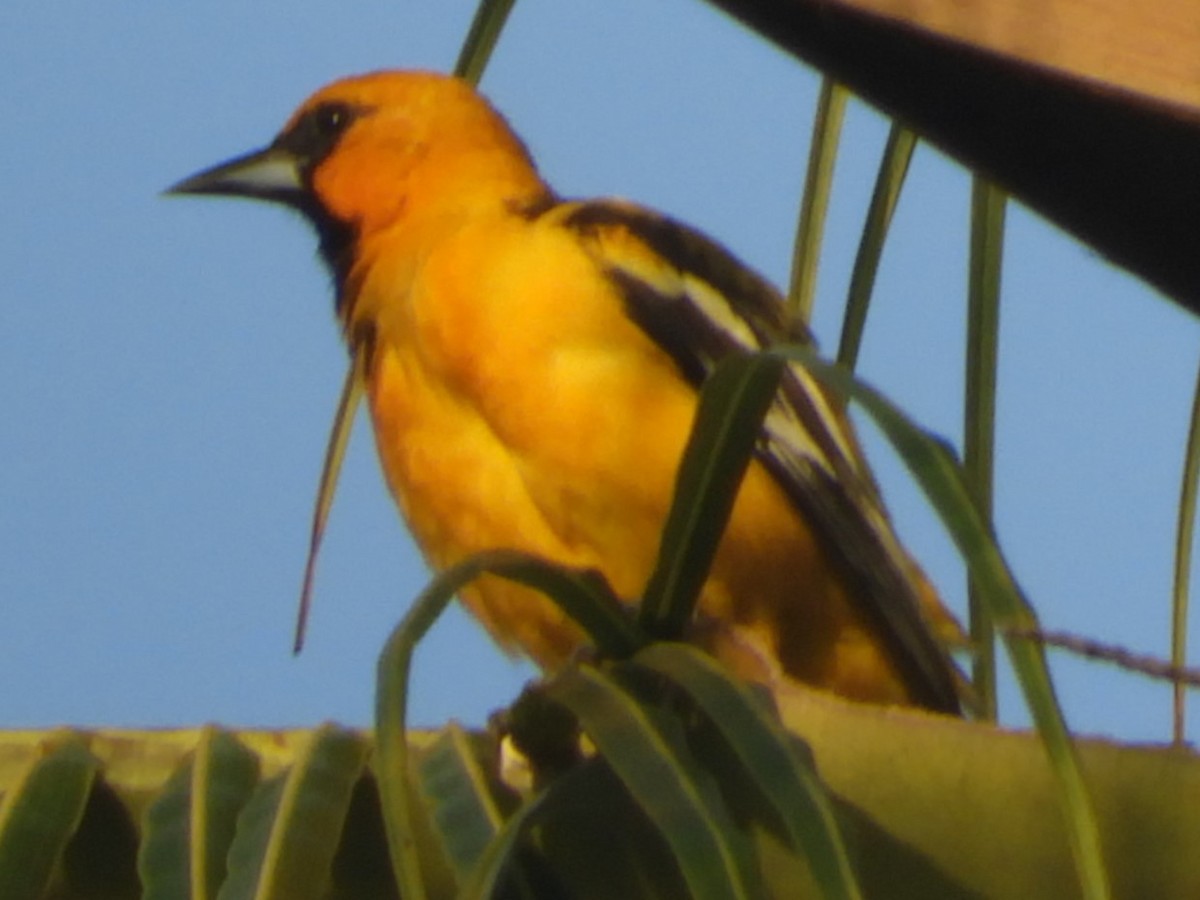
[354,213,918,703]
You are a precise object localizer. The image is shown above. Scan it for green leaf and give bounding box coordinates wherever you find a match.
[788,79,848,323]
[774,684,1199,897]
[547,665,760,900]
[140,727,261,900]
[468,553,645,660]
[518,762,692,900]
[376,550,640,900]
[0,725,1191,896]
[1170,356,1200,743]
[837,123,916,371]
[640,352,786,640]
[782,347,1111,900]
[630,643,862,900]
[410,723,504,884]
[0,738,98,900]
[217,724,368,900]
[454,0,518,85]
[964,176,1006,720]
[374,567,465,900]
[457,770,565,900]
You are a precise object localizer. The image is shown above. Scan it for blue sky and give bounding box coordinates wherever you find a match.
[2,1,1197,738]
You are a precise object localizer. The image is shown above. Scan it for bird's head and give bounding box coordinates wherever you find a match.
[167,70,549,286]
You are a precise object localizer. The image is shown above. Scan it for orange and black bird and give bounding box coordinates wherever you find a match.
[169,70,962,713]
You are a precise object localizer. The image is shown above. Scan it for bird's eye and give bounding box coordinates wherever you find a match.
[313,103,351,137]
[274,101,364,167]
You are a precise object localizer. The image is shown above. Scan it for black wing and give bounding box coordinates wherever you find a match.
[538,198,961,713]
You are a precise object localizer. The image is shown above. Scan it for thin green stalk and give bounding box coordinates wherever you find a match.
[787,79,848,324]
[837,124,916,371]
[454,0,518,85]
[1170,353,1200,744]
[964,178,1005,720]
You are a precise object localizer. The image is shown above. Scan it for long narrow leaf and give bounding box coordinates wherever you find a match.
[511,758,695,899]
[547,666,758,900]
[294,346,366,654]
[837,123,916,371]
[454,0,517,85]
[964,178,1006,720]
[630,643,862,900]
[640,353,786,639]
[1171,355,1200,743]
[783,347,1111,900]
[375,550,643,900]
[473,553,645,659]
[374,562,485,900]
[787,79,848,323]
[457,766,583,900]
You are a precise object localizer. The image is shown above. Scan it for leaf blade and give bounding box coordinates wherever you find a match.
[547,666,757,900]
[630,643,862,900]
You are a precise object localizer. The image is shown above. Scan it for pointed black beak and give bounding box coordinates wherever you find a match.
[165,145,305,205]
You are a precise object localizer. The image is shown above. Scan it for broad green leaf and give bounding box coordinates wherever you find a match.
[140,727,260,900]
[139,764,194,900]
[411,723,504,884]
[0,739,98,900]
[217,724,368,900]
[0,726,1193,896]
[775,683,1198,898]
